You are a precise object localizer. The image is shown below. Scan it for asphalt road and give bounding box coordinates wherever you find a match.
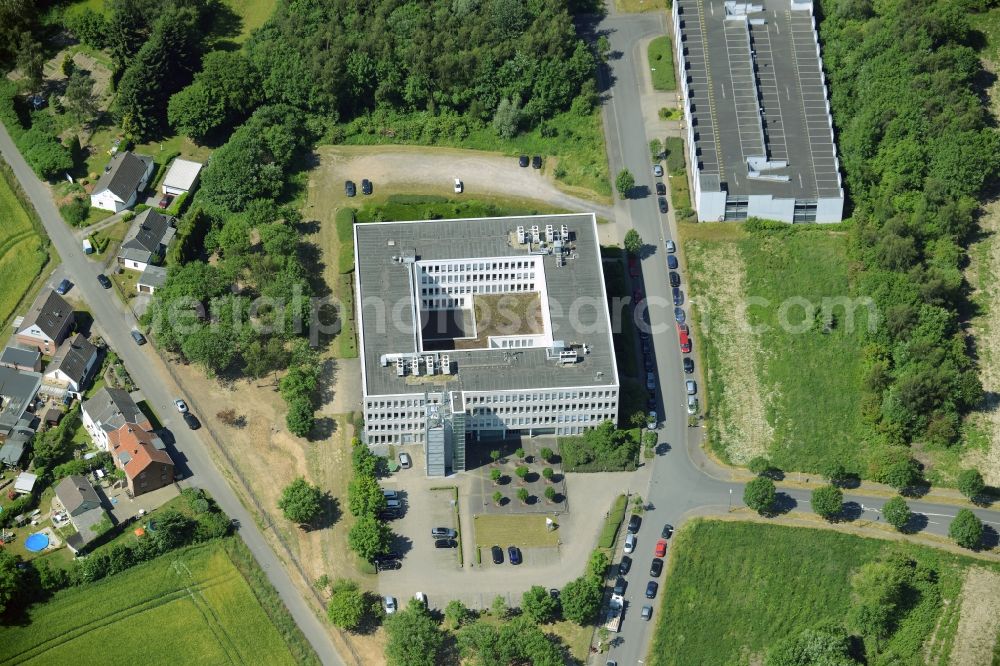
[0,124,345,666]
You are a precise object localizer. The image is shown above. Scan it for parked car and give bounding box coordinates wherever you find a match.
[641,339,651,355]
[399,452,412,469]
[646,581,659,598]
[669,271,681,287]
[652,164,664,177]
[174,399,188,413]
[655,539,667,557]
[414,592,427,607]
[361,178,373,195]
[650,558,664,577]
[508,546,522,565]
[662,523,674,539]
[658,197,668,213]
[379,508,402,520]
[491,545,504,564]
[647,411,657,429]
[375,559,401,571]
[183,412,201,430]
[435,538,458,549]
[619,555,632,575]
[97,274,112,289]
[683,357,695,374]
[644,355,654,372]
[624,532,636,554]
[666,240,676,253]
[385,499,403,512]
[674,307,686,324]
[454,178,463,193]
[613,577,627,595]
[55,279,71,295]
[131,329,147,345]
[686,379,698,395]
[667,254,679,269]
[656,182,666,195]
[519,155,529,167]
[646,372,656,391]
[384,596,397,614]
[641,605,653,621]
[687,395,699,415]
[431,527,457,538]
[382,489,399,500]
[344,180,356,197]
[646,396,656,412]
[158,194,174,209]
[628,514,642,533]
[679,328,692,354]
[532,155,542,169]
[672,287,684,306]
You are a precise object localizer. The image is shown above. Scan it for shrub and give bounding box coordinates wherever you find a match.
[882,496,911,531]
[60,197,90,226]
[810,485,843,521]
[949,509,983,550]
[743,477,776,515]
[956,469,985,501]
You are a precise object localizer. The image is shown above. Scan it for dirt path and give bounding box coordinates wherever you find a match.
[312,145,615,220]
[949,567,1000,665]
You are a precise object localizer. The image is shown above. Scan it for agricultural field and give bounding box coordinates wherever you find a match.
[682,222,868,473]
[0,540,314,666]
[649,520,996,666]
[0,166,51,339]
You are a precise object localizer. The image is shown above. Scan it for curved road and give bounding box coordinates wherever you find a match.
[0,124,345,666]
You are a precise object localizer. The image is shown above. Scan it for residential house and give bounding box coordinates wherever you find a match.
[54,474,110,553]
[161,158,202,196]
[117,209,176,272]
[0,366,41,440]
[0,346,41,372]
[109,424,174,496]
[14,471,37,494]
[43,333,98,395]
[82,387,151,451]
[14,290,75,355]
[89,151,155,213]
[137,265,168,294]
[0,423,33,469]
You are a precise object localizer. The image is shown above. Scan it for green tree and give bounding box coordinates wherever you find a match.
[168,50,263,142]
[810,485,843,521]
[490,594,507,618]
[748,456,772,475]
[64,70,97,124]
[882,496,911,531]
[957,468,985,501]
[588,550,609,578]
[0,550,22,615]
[544,486,556,502]
[629,410,647,429]
[492,490,503,505]
[492,97,521,138]
[517,487,530,504]
[490,468,502,484]
[15,32,44,93]
[514,447,525,460]
[624,229,643,256]
[326,579,365,630]
[285,396,315,438]
[765,623,859,666]
[21,130,73,179]
[490,450,501,464]
[949,509,983,550]
[542,467,554,482]
[352,439,379,477]
[615,169,635,198]
[444,599,471,629]
[515,466,529,482]
[744,476,776,515]
[348,474,386,517]
[649,138,663,161]
[522,585,558,623]
[347,516,392,561]
[561,575,602,624]
[824,462,850,486]
[882,458,922,491]
[540,447,553,462]
[278,477,322,525]
[596,35,611,62]
[384,600,445,666]
[106,0,151,69]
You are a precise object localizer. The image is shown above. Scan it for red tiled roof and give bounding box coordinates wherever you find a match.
[109,424,173,480]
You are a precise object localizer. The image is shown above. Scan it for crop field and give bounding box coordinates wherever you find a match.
[649,520,986,666]
[0,541,304,666]
[0,166,50,336]
[683,223,868,472]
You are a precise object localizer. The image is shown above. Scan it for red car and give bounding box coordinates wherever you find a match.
[679,328,692,353]
[628,256,640,278]
[654,539,667,557]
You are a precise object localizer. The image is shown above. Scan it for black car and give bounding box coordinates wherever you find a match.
[131,329,147,345]
[646,581,659,598]
[655,182,666,196]
[646,396,656,411]
[435,539,458,549]
[683,357,695,374]
[361,178,373,195]
[344,180,356,197]
[673,287,684,306]
[379,509,401,520]
[183,412,201,430]
[519,155,529,167]
[667,254,679,269]
[613,577,627,595]
[669,271,681,288]
[628,514,642,533]
[508,546,522,565]
[431,527,457,538]
[375,552,402,562]
[650,558,664,577]
[662,524,674,539]
[97,274,112,289]
[55,278,71,295]
[658,197,668,213]
[532,155,542,169]
[491,545,504,564]
[375,559,401,571]
[619,555,632,575]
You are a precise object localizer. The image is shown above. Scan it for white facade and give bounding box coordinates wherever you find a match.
[81,407,111,451]
[90,188,132,213]
[120,257,149,272]
[161,158,202,196]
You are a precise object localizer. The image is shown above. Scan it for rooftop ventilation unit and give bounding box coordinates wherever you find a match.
[516,226,526,244]
[545,224,554,242]
[561,225,569,240]
[396,358,406,377]
[410,357,421,376]
[530,225,540,243]
[559,349,579,364]
[424,355,435,375]
[441,355,451,374]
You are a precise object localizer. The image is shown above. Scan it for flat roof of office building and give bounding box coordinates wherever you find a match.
[676,0,841,199]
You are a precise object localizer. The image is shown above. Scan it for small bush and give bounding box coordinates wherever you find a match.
[60,197,90,225]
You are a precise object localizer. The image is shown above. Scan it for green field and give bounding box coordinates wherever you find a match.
[0,540,315,666]
[0,165,51,337]
[650,521,983,666]
[684,223,868,473]
[648,36,677,91]
[220,0,278,43]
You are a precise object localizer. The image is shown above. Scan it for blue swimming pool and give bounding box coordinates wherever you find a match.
[24,532,49,552]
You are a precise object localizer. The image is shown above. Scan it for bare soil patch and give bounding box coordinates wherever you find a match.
[949,566,1000,666]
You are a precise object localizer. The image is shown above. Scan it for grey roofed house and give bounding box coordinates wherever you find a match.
[0,345,41,372]
[16,290,74,343]
[55,474,103,516]
[118,209,176,266]
[137,265,168,292]
[0,366,42,436]
[46,333,98,388]
[0,426,32,467]
[93,151,154,203]
[83,386,150,434]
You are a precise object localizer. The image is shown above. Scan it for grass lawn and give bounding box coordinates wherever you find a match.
[473,514,559,548]
[0,165,52,338]
[110,269,139,303]
[618,0,668,11]
[649,520,982,666]
[90,218,129,258]
[648,36,677,91]
[0,539,317,666]
[597,493,627,548]
[220,0,278,43]
[683,223,867,473]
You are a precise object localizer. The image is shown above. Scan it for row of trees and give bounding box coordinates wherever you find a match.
[821,0,1000,458]
[346,440,393,563]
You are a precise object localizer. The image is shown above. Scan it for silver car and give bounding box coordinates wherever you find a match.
[686,380,697,395]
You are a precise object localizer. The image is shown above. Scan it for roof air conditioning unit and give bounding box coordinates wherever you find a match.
[516,226,525,244]
[424,355,435,374]
[410,358,421,376]
[441,355,451,374]
[396,358,406,377]
[530,225,540,243]
[545,224,554,242]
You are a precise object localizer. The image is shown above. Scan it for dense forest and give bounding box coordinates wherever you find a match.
[819,0,1000,477]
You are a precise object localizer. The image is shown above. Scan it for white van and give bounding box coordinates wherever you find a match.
[82,238,94,254]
